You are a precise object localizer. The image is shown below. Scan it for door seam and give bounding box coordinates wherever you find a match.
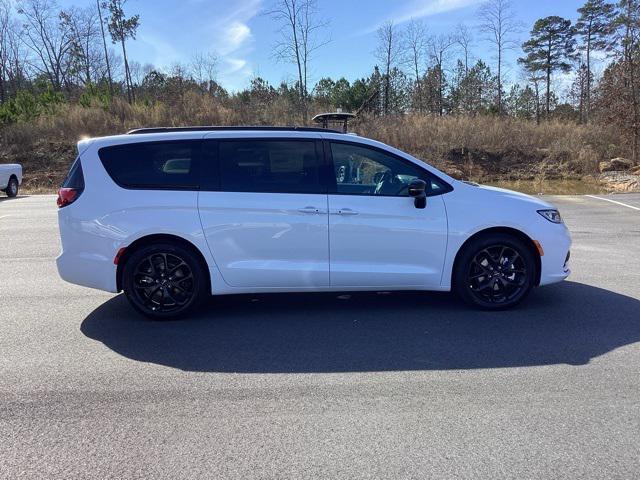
[326,193,331,286]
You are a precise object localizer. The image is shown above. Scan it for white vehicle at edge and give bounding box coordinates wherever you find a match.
[0,163,22,198]
[56,127,571,319]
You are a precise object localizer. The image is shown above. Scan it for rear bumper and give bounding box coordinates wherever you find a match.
[56,251,118,293]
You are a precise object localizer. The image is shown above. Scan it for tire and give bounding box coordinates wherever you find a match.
[122,242,208,320]
[453,233,536,310]
[6,177,18,198]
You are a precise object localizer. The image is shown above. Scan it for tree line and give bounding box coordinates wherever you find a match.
[1,0,640,160]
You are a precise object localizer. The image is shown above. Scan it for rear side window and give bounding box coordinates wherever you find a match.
[62,157,85,189]
[98,141,199,189]
[219,140,322,194]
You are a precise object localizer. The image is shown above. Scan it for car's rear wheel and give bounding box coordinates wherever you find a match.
[6,177,18,198]
[122,243,207,320]
[454,233,536,310]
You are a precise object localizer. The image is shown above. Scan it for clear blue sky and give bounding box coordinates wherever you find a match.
[75,0,590,92]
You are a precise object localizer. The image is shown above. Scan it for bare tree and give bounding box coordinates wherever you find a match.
[479,0,520,115]
[191,51,219,92]
[0,0,13,102]
[268,0,328,123]
[128,59,143,86]
[402,19,428,112]
[60,6,101,87]
[454,23,474,116]
[17,0,75,91]
[456,23,474,75]
[429,33,456,116]
[376,21,402,116]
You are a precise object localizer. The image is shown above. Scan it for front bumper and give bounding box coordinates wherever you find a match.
[538,226,572,286]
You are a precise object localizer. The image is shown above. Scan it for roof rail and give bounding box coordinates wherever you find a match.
[126,126,342,135]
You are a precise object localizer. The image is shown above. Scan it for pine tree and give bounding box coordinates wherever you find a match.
[575,0,616,122]
[611,0,640,162]
[103,0,139,104]
[519,16,577,117]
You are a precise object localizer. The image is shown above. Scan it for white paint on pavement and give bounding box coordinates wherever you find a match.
[585,195,640,211]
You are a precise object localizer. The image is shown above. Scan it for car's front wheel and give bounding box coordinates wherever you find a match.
[122,243,208,319]
[454,233,536,310]
[6,177,18,198]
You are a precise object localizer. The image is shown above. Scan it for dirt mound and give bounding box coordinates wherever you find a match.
[440,148,583,182]
[0,139,75,192]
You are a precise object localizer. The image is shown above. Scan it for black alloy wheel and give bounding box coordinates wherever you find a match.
[123,243,207,319]
[454,234,535,310]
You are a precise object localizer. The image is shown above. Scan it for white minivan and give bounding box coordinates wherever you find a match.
[56,127,571,319]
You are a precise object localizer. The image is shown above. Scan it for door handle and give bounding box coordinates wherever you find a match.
[336,208,358,216]
[298,207,321,214]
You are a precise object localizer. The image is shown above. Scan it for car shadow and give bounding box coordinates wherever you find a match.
[80,282,640,373]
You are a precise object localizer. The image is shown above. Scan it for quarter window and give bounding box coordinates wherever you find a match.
[219,140,321,193]
[99,141,199,189]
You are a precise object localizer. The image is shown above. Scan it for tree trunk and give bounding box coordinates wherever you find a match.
[497,45,502,115]
[585,20,592,124]
[630,55,639,164]
[96,0,113,97]
[383,42,391,116]
[121,37,132,103]
[84,34,92,87]
[438,61,444,116]
[535,81,541,125]
[546,39,552,118]
[97,0,113,96]
[414,53,421,113]
[290,13,306,123]
[624,3,639,164]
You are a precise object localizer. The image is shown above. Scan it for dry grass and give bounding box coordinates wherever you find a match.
[356,115,623,181]
[0,96,628,192]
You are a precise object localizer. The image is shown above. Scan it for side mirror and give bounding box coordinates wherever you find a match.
[408,179,427,209]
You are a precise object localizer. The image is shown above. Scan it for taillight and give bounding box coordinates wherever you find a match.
[59,157,85,208]
[57,187,82,208]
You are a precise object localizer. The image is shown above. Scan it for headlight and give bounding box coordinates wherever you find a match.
[537,209,563,224]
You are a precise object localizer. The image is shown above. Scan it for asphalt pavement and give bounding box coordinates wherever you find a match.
[1,193,639,479]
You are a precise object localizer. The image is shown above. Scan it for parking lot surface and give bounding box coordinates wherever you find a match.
[1,193,639,479]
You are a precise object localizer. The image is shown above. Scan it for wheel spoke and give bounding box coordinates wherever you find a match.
[171,282,189,294]
[168,261,188,276]
[174,274,193,284]
[145,258,157,277]
[142,285,162,304]
[502,276,525,287]
[469,272,488,280]
[472,259,492,275]
[480,250,498,269]
[166,287,188,306]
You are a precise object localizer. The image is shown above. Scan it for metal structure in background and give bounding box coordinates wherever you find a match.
[312,112,356,133]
